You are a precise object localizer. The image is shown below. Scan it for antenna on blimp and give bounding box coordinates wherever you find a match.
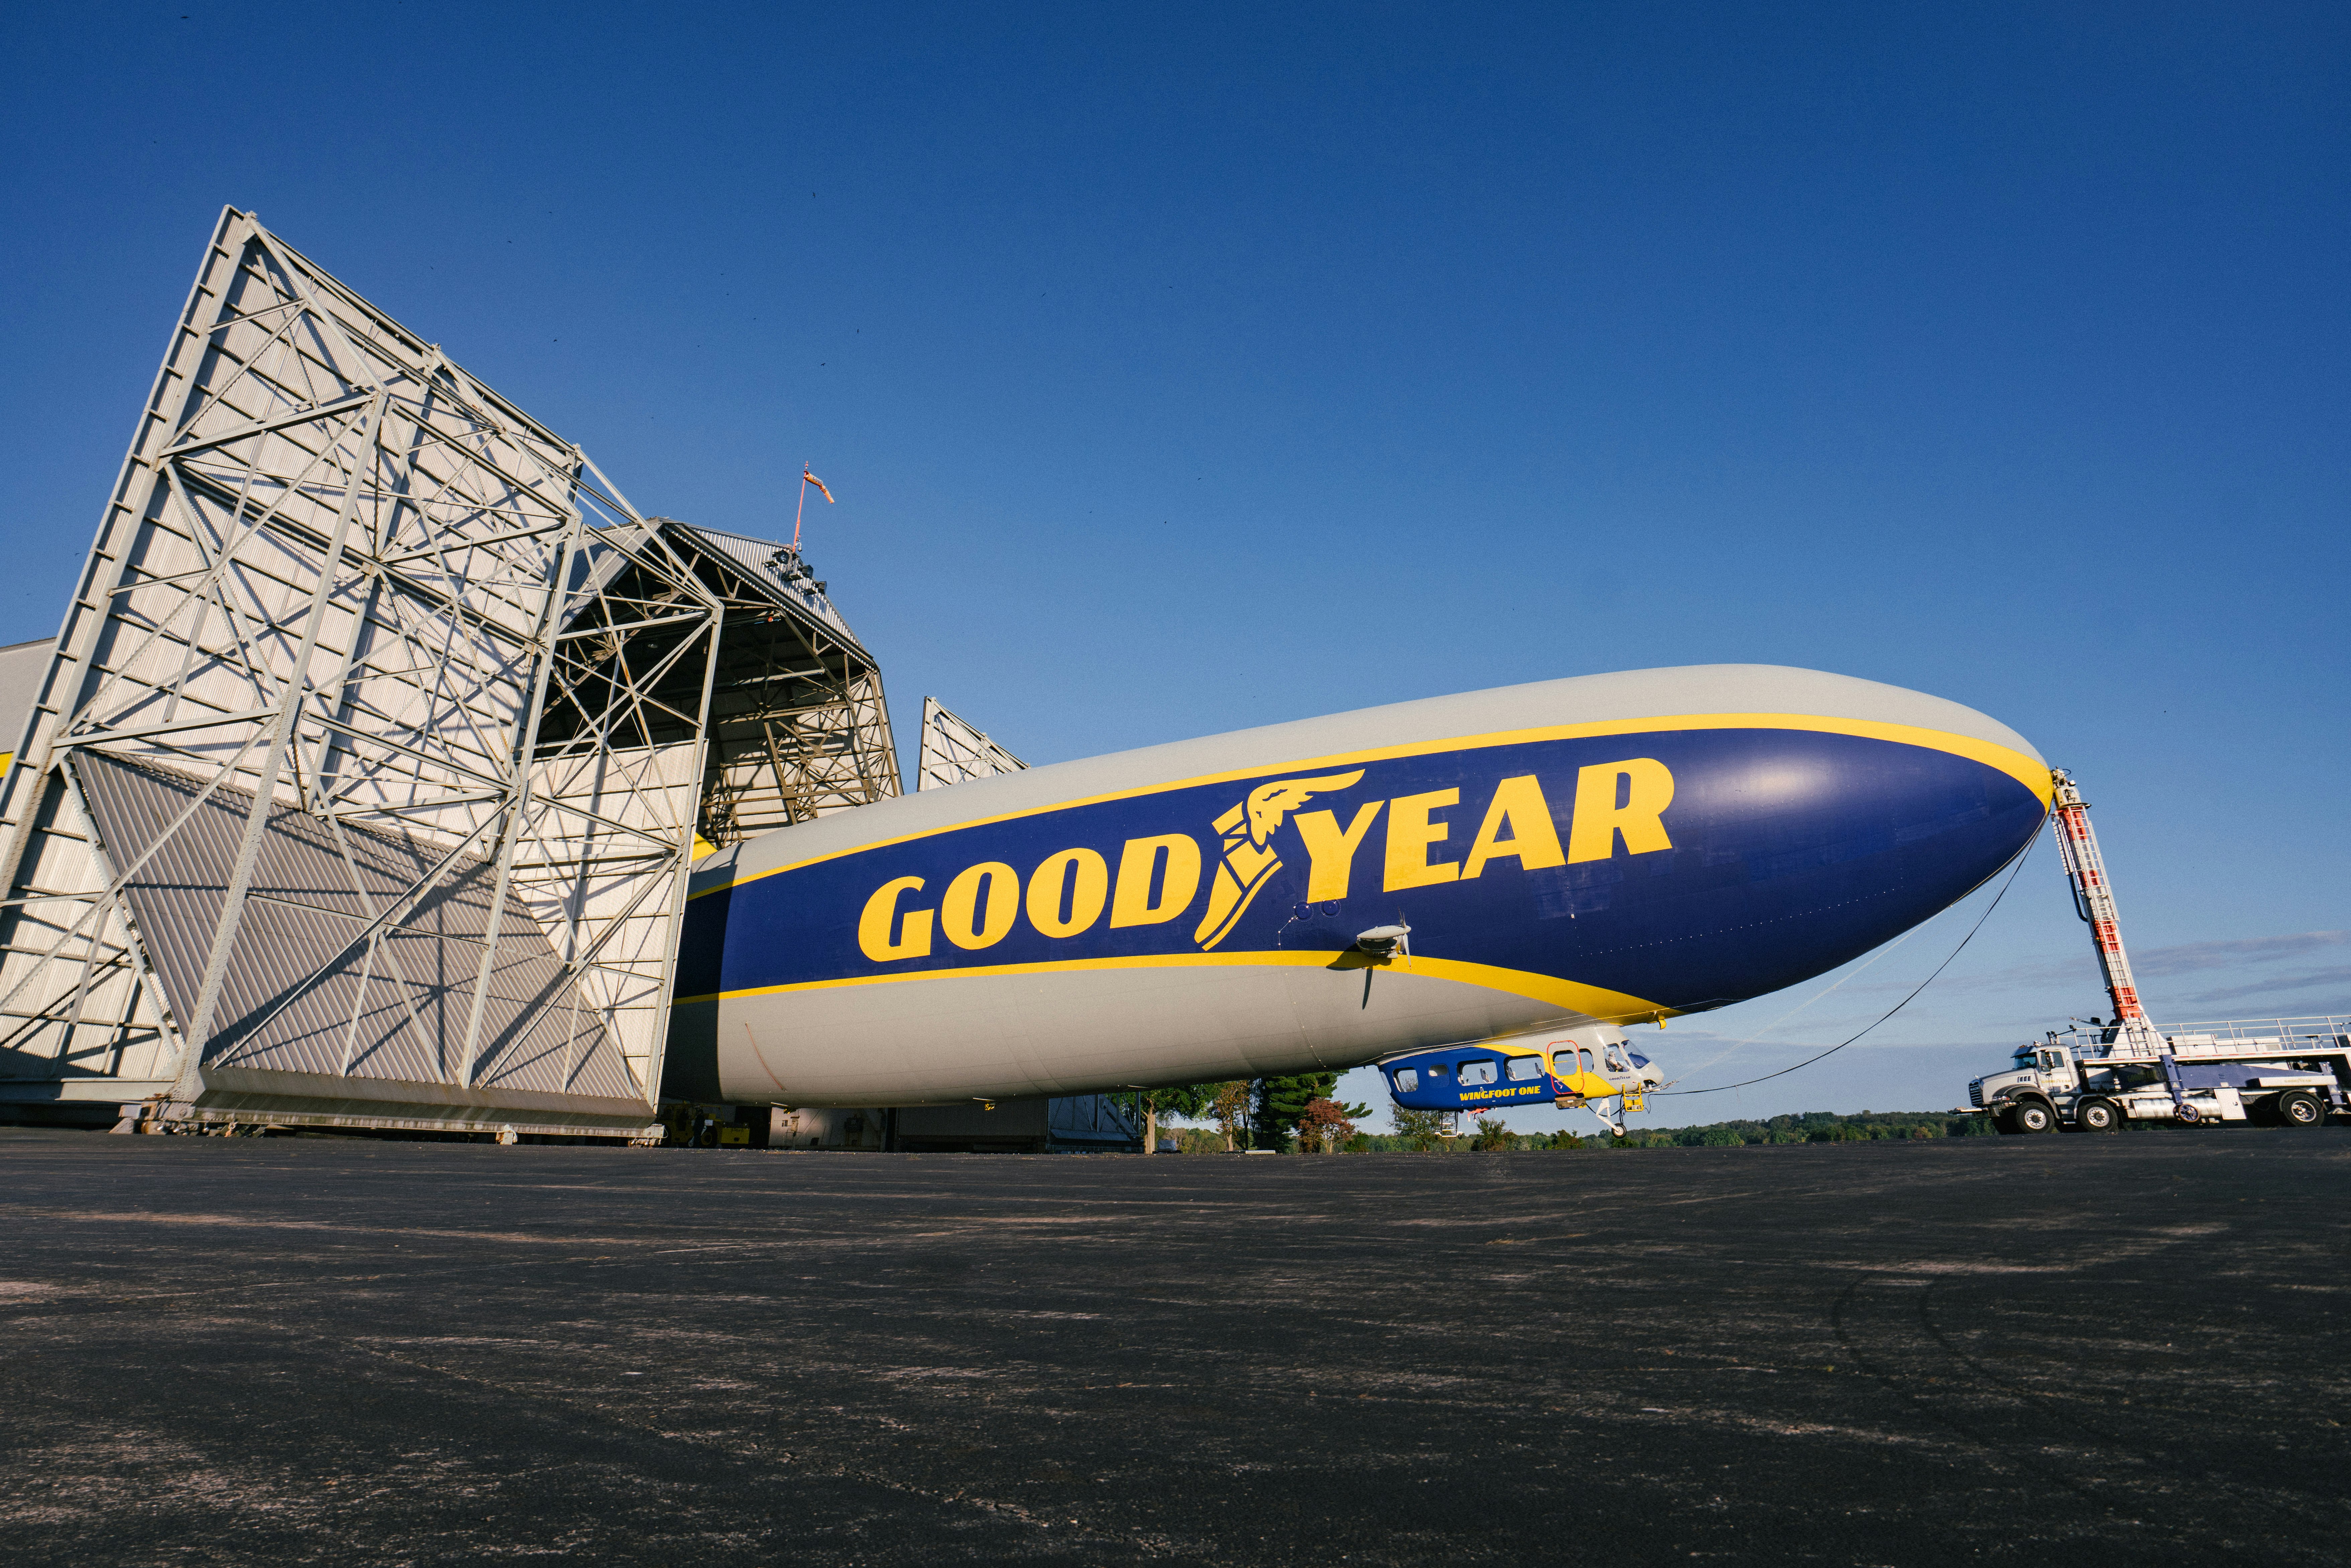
[793,464,835,553]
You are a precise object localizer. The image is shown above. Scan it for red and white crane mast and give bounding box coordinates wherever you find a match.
[2047,768,2164,1057]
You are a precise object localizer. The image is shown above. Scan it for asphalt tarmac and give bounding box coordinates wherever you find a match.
[4,1127,2346,1566]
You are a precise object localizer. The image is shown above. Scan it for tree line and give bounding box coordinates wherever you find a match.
[1106,1074,1373,1153]
[1117,1091,2011,1153]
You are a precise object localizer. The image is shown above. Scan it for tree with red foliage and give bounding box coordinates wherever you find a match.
[1297,1096,1360,1154]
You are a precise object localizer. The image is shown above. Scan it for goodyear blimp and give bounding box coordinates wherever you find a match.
[663,664,2050,1117]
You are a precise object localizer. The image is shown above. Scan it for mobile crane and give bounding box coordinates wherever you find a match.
[1968,770,2349,1132]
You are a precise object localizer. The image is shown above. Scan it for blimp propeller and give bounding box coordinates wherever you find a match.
[1353,922,1411,1009]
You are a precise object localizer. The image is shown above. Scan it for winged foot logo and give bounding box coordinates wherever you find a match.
[1192,770,1364,949]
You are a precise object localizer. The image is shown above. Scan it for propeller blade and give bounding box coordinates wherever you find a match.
[1361,967,1375,1009]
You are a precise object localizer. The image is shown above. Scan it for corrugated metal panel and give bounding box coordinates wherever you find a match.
[0,638,49,760]
[74,751,639,1099]
[668,522,866,650]
[1049,1094,1144,1149]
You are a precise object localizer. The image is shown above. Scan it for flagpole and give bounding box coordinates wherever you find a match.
[793,466,808,553]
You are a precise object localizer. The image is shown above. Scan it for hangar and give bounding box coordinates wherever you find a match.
[0,211,900,1139]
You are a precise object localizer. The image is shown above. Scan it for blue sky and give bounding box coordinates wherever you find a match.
[4,3,2343,1128]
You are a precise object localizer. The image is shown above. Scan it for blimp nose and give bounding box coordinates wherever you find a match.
[1560,724,2050,1017]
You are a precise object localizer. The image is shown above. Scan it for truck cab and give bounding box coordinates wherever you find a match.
[1970,1043,2078,1133]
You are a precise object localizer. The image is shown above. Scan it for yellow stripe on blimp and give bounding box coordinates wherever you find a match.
[694,711,2052,900]
[678,949,1672,1022]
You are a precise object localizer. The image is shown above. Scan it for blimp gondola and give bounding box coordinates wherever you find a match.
[662,664,2048,1112]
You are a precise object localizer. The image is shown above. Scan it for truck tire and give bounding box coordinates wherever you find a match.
[2275,1090,2326,1129]
[2011,1099,2057,1135]
[2074,1097,2120,1133]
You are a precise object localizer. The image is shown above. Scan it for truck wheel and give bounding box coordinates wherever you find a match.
[1992,1110,2023,1135]
[2075,1098,2120,1133]
[2275,1091,2325,1129]
[2011,1100,2056,1135]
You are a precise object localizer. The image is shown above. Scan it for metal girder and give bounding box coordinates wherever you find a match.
[916,696,1027,791]
[530,519,903,851]
[0,210,724,1136]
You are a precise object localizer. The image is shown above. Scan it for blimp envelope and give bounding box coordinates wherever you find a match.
[666,664,2049,1107]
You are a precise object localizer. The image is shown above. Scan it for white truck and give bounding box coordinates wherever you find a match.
[1966,769,2347,1134]
[1972,1017,2350,1133]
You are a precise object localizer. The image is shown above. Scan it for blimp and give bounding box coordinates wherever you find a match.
[662,664,2050,1111]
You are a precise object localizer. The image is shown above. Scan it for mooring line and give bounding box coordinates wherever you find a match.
[1655,830,2039,1097]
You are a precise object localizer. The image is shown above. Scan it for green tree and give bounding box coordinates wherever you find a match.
[1392,1105,1449,1151]
[1109,1083,1222,1155]
[1254,1073,1338,1150]
[1209,1081,1250,1151]
[1470,1117,1517,1151]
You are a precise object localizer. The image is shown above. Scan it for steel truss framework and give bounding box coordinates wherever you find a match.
[0,210,735,1136]
[641,525,901,846]
[915,696,1025,792]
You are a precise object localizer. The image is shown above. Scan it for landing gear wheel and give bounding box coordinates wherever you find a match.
[2275,1090,2326,1129]
[2074,1098,2120,1133]
[2011,1100,2057,1135]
